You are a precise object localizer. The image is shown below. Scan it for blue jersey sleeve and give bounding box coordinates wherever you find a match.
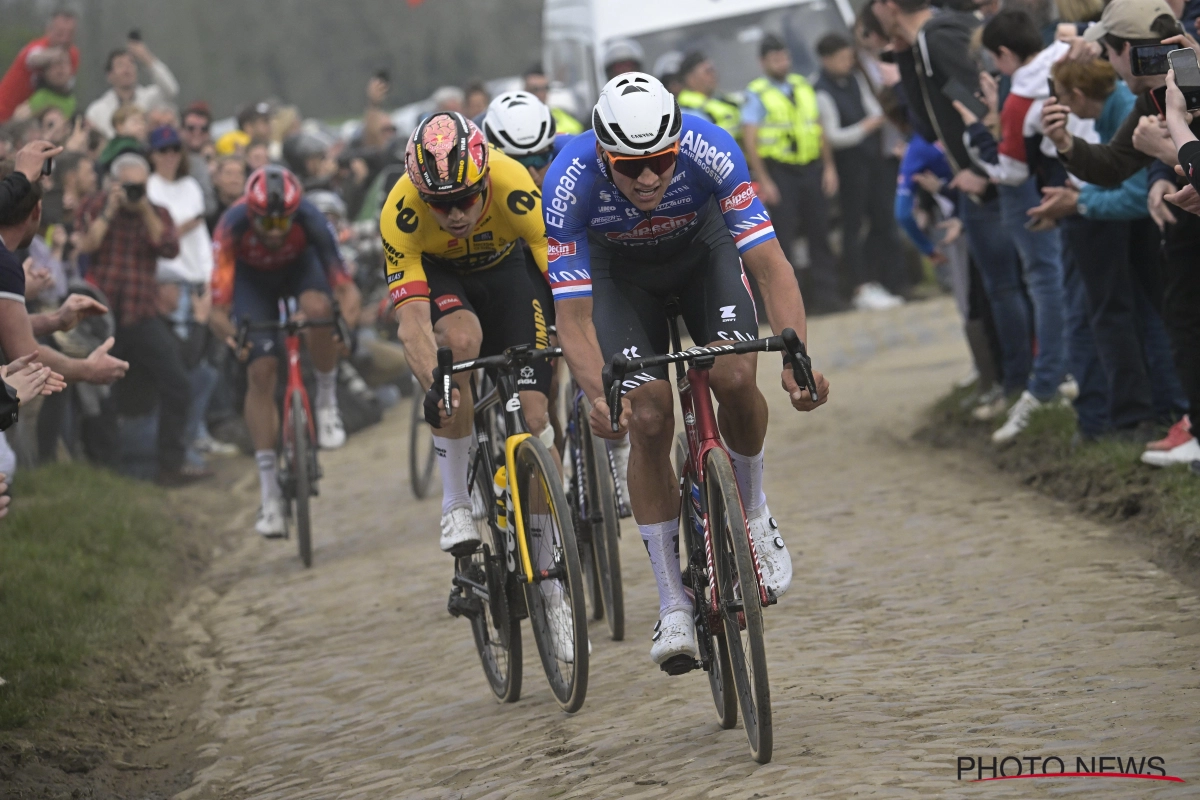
[678,119,777,253]
[296,199,348,281]
[542,134,597,301]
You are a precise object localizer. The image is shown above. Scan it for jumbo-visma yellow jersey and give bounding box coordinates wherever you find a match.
[380,145,549,309]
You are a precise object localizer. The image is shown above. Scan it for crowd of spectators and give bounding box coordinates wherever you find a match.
[4,0,1200,515]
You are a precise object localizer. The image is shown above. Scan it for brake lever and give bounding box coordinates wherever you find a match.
[604,354,628,433]
[437,346,455,419]
[780,328,818,402]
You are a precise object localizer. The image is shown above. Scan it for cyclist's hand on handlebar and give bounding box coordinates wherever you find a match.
[423,381,460,428]
[225,336,252,363]
[590,396,631,439]
[783,366,829,411]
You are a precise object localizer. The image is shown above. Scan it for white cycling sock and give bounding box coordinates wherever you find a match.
[255,450,280,505]
[727,445,767,514]
[434,434,471,514]
[315,366,338,409]
[641,520,690,616]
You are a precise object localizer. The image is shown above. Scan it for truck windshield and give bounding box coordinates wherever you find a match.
[631,1,850,97]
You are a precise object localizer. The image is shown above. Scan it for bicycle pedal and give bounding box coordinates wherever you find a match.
[659,654,701,676]
[448,540,481,558]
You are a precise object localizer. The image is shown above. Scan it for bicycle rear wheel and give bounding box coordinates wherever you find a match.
[515,436,588,713]
[675,435,735,729]
[583,424,624,641]
[706,447,771,763]
[466,452,521,702]
[409,375,437,498]
[290,389,313,568]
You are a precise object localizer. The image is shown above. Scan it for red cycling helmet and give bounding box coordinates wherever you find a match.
[405,111,489,200]
[245,165,303,219]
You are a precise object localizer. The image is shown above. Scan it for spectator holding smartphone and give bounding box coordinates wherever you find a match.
[85,34,180,139]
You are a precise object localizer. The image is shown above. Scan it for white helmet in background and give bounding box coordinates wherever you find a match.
[592,72,681,156]
[483,91,557,156]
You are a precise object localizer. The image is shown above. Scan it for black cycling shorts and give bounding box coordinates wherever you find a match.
[233,247,332,363]
[426,245,553,395]
[589,198,759,385]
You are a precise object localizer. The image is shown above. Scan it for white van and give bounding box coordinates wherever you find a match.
[543,0,859,114]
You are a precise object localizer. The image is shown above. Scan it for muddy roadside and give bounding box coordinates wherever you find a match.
[0,458,257,800]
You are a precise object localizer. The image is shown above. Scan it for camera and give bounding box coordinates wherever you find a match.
[123,182,146,202]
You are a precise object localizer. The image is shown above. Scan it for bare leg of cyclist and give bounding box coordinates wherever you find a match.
[431,311,479,553]
[626,380,695,664]
[299,290,346,450]
[246,357,284,536]
[708,348,791,596]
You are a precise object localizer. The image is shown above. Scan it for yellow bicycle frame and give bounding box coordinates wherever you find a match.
[504,433,536,583]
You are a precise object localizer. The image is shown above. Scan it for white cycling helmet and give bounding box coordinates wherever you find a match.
[483,91,557,156]
[592,72,682,156]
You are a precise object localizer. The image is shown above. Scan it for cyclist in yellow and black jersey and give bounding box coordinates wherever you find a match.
[380,111,554,555]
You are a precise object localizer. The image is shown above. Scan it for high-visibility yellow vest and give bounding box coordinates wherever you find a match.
[745,74,822,165]
[677,89,742,138]
[551,107,584,135]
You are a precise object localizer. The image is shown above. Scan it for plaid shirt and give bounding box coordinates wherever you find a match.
[77,191,179,327]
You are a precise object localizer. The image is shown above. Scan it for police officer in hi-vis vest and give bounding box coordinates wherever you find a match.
[742,33,843,314]
[675,51,742,139]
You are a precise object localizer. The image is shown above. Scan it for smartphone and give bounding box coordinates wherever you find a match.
[1047,77,1057,100]
[1131,43,1174,76]
[1151,85,1168,115]
[1169,48,1200,110]
[41,157,53,178]
[375,68,390,83]
[942,78,988,119]
[128,28,142,41]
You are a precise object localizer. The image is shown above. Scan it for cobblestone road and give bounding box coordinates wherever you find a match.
[173,299,1200,799]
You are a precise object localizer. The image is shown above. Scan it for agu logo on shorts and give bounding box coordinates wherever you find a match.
[720,182,757,214]
[547,238,576,262]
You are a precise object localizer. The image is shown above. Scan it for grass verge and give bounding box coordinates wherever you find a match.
[918,388,1200,577]
[0,463,183,729]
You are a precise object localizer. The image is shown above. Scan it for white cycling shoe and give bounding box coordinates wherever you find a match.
[256,495,287,538]
[316,404,346,450]
[650,608,699,666]
[747,504,792,598]
[440,505,480,554]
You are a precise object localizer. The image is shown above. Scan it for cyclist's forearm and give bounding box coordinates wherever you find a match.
[397,301,439,389]
[744,240,807,343]
[555,298,607,404]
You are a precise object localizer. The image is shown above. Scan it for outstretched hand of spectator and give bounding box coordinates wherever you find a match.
[1133,115,1178,165]
[1149,178,1179,229]
[1065,38,1101,62]
[13,140,63,183]
[367,76,389,107]
[126,39,154,65]
[1,352,53,402]
[54,294,109,332]
[912,170,946,195]
[951,100,978,127]
[1027,185,1080,223]
[949,169,989,196]
[1164,182,1200,218]
[84,337,129,384]
[22,259,53,299]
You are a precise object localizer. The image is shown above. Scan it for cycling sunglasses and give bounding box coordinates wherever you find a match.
[516,150,554,170]
[422,185,486,214]
[255,214,293,233]
[606,142,680,180]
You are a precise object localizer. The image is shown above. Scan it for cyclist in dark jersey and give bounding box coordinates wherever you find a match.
[210,166,359,537]
[543,73,829,666]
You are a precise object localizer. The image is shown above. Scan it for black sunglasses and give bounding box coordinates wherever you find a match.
[422,185,486,214]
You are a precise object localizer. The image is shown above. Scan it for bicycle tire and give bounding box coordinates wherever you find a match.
[291,389,313,569]
[565,398,604,624]
[583,424,624,641]
[466,453,522,702]
[515,436,588,713]
[409,376,437,498]
[675,434,735,729]
[706,447,772,763]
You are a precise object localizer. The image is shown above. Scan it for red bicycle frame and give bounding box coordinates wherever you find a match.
[676,364,772,612]
[281,326,317,451]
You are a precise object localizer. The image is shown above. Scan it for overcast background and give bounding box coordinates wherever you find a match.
[1,0,545,118]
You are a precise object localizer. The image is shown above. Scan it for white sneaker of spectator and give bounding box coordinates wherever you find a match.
[992,390,1047,444]
[1058,375,1079,401]
[972,386,1008,421]
[195,435,239,457]
[1140,436,1200,467]
[852,282,904,311]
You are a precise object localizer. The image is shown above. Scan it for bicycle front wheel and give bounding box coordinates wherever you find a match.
[515,436,588,713]
[466,453,521,702]
[290,389,313,569]
[706,447,772,763]
[583,425,624,641]
[409,376,437,498]
[676,435,735,729]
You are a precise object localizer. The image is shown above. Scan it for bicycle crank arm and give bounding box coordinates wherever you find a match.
[451,574,491,602]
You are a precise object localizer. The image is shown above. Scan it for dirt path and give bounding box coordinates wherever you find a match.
[171,299,1200,799]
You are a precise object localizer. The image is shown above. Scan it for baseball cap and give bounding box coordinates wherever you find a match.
[148,125,181,151]
[1083,0,1176,42]
[603,38,645,68]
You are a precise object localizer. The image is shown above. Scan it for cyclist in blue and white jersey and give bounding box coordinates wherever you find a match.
[543,73,829,666]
